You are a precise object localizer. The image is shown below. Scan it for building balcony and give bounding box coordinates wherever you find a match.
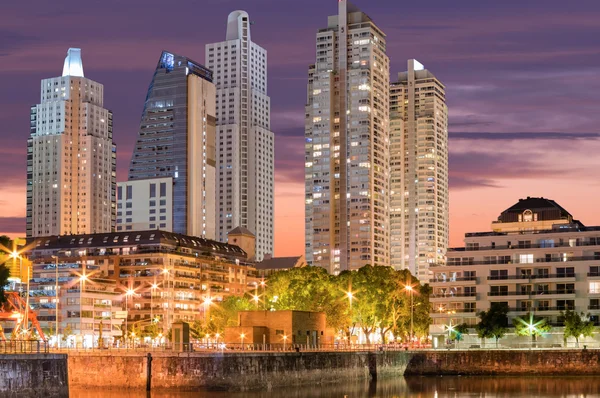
[531,290,575,296]
[588,305,600,310]
[487,291,530,298]
[431,308,477,316]
[430,293,476,301]
[430,276,477,285]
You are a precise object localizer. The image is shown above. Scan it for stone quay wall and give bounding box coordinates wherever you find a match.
[404,350,600,376]
[1,349,594,393]
[67,351,411,391]
[0,354,68,397]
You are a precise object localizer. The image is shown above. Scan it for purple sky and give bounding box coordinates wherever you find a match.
[2,0,600,255]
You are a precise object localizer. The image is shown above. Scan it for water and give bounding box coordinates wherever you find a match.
[69,376,600,397]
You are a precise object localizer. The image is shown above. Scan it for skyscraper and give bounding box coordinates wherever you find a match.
[390,59,448,281]
[206,10,275,261]
[305,1,390,273]
[27,48,116,237]
[127,51,216,239]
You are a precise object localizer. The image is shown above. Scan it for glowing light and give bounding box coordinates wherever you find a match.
[62,48,84,77]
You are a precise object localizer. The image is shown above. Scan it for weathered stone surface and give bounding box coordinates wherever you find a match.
[0,354,68,397]
[64,349,600,391]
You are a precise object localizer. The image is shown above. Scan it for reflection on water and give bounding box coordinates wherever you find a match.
[69,376,600,398]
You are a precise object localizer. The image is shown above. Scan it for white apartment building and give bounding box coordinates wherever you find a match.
[116,178,173,232]
[430,197,600,338]
[27,48,117,237]
[206,10,275,261]
[390,60,449,281]
[305,0,390,273]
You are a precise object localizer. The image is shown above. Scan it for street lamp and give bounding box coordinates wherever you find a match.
[405,285,414,343]
[253,294,259,309]
[346,291,353,307]
[150,282,159,327]
[125,288,135,347]
[203,296,213,322]
[51,255,59,348]
[241,333,245,350]
[283,335,288,351]
[79,273,88,347]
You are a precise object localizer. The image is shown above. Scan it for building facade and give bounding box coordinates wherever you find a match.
[27,230,259,340]
[390,60,448,281]
[205,10,275,261]
[116,178,173,232]
[128,51,216,239]
[305,0,390,273]
[27,48,116,237]
[429,197,600,338]
[29,259,124,348]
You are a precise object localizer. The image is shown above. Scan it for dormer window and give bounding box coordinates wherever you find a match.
[523,209,533,222]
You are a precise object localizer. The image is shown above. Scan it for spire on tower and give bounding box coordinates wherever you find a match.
[62,48,84,77]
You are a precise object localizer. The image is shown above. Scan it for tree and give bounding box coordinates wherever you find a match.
[62,325,74,346]
[561,310,595,347]
[209,296,254,334]
[476,303,509,347]
[0,264,9,303]
[450,323,469,347]
[266,266,350,334]
[513,312,551,343]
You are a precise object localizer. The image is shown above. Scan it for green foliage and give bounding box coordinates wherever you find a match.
[561,310,595,345]
[209,295,254,334]
[476,303,509,346]
[0,264,9,303]
[513,312,551,338]
[450,323,469,341]
[266,266,351,333]
[263,265,431,343]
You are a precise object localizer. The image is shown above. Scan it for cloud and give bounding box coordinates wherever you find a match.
[0,217,25,234]
[451,132,600,141]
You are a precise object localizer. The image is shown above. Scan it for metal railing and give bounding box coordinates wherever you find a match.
[0,340,49,354]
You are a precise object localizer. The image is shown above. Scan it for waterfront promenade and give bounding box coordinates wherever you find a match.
[4,344,600,396]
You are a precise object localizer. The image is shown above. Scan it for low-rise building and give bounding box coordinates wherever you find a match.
[26,230,259,343]
[29,259,123,347]
[430,197,600,343]
[224,310,334,346]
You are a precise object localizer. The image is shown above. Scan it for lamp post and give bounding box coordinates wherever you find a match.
[260,280,266,310]
[51,255,59,348]
[79,273,88,348]
[283,335,287,351]
[125,288,135,347]
[150,283,159,327]
[203,296,213,322]
[253,294,259,310]
[405,285,414,343]
[162,267,171,336]
[241,333,245,350]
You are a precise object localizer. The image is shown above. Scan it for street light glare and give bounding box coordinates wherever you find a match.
[346,291,353,299]
[126,288,135,296]
[204,297,213,305]
[10,251,19,259]
[405,285,413,291]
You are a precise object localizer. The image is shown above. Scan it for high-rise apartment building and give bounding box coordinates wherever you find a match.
[27,48,116,237]
[390,59,449,281]
[205,10,275,261]
[127,51,216,239]
[305,1,390,273]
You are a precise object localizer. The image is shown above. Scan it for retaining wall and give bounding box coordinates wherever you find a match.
[0,354,68,397]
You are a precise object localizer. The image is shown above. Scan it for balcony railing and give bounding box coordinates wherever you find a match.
[487,291,528,297]
[531,290,575,295]
[431,276,477,282]
[446,256,600,267]
[431,292,476,298]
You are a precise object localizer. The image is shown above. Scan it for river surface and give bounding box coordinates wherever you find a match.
[69,376,600,397]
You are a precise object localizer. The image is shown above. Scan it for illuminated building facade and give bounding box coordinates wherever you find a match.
[429,198,600,339]
[27,48,116,237]
[305,0,390,273]
[390,60,448,281]
[206,10,275,261]
[127,51,216,239]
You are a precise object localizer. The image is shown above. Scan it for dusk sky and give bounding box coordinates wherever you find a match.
[2,0,600,256]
